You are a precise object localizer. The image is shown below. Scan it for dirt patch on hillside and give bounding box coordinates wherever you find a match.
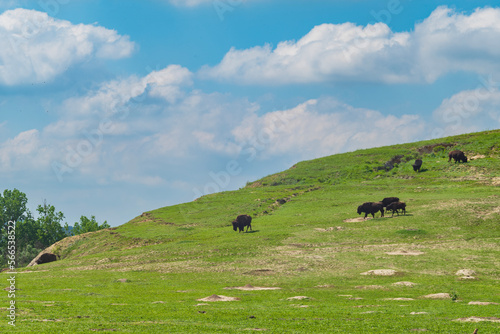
[421,293,451,299]
[197,295,240,302]
[468,301,499,305]
[492,177,500,186]
[356,285,387,290]
[224,284,281,291]
[314,226,344,232]
[417,143,455,154]
[361,269,398,276]
[386,250,425,256]
[392,281,417,287]
[453,316,500,323]
[343,217,373,223]
[287,296,311,301]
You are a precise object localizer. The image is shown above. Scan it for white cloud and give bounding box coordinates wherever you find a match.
[61,64,193,118]
[0,8,135,85]
[432,86,500,137]
[200,6,500,85]
[231,98,425,160]
[414,6,500,82]
[200,22,411,84]
[0,129,48,170]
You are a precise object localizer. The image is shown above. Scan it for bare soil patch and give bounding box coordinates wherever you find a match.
[456,269,476,276]
[314,226,344,232]
[287,296,311,301]
[384,298,415,301]
[453,317,500,323]
[468,301,499,305]
[421,293,451,299]
[361,269,398,276]
[355,285,387,290]
[197,295,240,302]
[343,217,372,223]
[386,250,425,256]
[392,281,417,287]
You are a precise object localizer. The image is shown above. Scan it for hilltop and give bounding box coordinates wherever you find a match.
[4,129,500,333]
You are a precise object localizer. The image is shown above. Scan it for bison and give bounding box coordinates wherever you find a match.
[232,214,252,233]
[412,159,422,172]
[357,202,384,219]
[386,201,406,217]
[448,150,467,163]
[381,197,399,208]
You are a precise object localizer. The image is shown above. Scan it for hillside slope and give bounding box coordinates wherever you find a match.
[6,129,500,333]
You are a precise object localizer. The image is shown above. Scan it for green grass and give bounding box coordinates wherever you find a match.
[2,129,499,333]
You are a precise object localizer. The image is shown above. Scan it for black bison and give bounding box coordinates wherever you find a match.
[386,201,406,217]
[232,214,252,233]
[381,197,399,208]
[357,202,384,219]
[412,159,422,172]
[448,150,467,163]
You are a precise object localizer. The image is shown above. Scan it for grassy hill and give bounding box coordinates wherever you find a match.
[2,130,500,333]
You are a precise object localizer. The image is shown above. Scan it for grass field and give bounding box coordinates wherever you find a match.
[2,130,499,333]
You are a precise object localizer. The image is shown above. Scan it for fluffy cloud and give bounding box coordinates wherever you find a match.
[432,85,500,137]
[0,129,47,170]
[60,64,193,119]
[1,63,427,182]
[231,98,425,160]
[0,8,135,85]
[414,6,500,82]
[200,6,500,85]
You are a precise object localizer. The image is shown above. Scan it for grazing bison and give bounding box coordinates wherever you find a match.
[386,201,406,217]
[412,159,422,172]
[357,202,384,219]
[381,197,399,208]
[448,150,467,163]
[232,214,252,233]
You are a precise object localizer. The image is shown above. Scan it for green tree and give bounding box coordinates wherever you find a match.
[69,215,110,236]
[0,188,28,229]
[35,201,66,248]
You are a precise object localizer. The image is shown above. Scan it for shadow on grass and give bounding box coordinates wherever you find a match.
[387,213,414,217]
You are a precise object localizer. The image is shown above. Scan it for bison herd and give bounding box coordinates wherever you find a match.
[411,150,468,173]
[357,197,406,219]
[232,150,470,231]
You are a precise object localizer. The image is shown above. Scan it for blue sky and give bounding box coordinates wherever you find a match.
[1,0,499,226]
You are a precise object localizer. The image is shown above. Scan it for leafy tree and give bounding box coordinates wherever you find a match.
[15,211,43,249]
[0,189,28,245]
[35,201,66,248]
[68,215,110,236]
[0,188,28,225]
